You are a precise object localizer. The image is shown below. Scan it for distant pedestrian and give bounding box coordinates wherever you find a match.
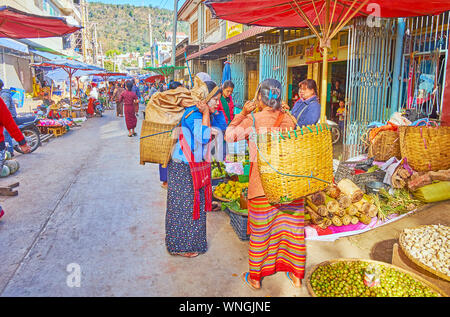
[112,83,125,117]
[119,81,138,137]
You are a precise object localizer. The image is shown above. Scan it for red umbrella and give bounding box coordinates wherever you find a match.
[144,75,165,84]
[0,6,81,39]
[205,0,450,121]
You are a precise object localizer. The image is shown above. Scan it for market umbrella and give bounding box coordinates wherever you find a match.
[0,6,81,39]
[31,59,105,108]
[205,0,450,122]
[144,74,165,84]
[222,61,232,85]
[143,65,186,82]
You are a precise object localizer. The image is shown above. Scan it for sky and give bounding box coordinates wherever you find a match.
[87,0,186,11]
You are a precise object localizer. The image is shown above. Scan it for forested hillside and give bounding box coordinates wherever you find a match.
[88,2,188,53]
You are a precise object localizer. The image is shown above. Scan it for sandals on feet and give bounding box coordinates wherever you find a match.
[241,272,260,291]
[286,272,302,288]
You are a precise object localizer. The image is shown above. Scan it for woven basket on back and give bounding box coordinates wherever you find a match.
[399,125,450,172]
[255,123,334,204]
[368,130,401,161]
[139,120,178,167]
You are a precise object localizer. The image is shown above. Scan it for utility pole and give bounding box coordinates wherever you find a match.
[149,13,153,67]
[171,0,179,80]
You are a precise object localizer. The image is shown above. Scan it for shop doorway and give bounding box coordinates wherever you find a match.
[330,61,347,120]
[289,65,308,106]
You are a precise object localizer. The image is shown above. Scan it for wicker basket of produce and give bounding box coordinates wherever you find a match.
[399,124,450,172]
[253,122,333,204]
[334,160,386,191]
[368,130,401,162]
[139,120,178,167]
[399,224,450,282]
[306,258,447,297]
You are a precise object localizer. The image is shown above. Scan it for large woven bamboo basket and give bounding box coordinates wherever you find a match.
[399,225,450,282]
[368,130,401,161]
[306,258,447,297]
[255,123,333,204]
[399,125,450,172]
[139,120,178,167]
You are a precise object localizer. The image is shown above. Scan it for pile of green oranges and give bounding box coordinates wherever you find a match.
[309,261,439,297]
[214,180,248,201]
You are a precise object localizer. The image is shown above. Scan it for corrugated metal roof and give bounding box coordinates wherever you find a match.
[186,26,274,60]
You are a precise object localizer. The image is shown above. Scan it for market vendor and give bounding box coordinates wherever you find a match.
[165,80,227,258]
[290,79,320,127]
[225,78,305,290]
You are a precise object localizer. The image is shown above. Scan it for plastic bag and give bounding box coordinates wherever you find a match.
[389,112,411,126]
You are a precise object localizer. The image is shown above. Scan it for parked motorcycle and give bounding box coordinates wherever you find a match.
[94,99,104,117]
[12,115,41,154]
[327,119,341,144]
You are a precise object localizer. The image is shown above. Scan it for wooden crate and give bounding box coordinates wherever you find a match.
[48,126,65,137]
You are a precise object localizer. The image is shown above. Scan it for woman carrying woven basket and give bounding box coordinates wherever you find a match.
[165,80,227,258]
[225,78,306,290]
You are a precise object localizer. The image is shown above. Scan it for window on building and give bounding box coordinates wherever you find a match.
[191,20,199,42]
[288,46,294,56]
[339,32,349,47]
[295,44,304,57]
[205,8,219,33]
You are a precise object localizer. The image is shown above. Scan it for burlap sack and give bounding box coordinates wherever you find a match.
[144,76,209,125]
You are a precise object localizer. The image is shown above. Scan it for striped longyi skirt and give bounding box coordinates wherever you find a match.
[248,197,306,281]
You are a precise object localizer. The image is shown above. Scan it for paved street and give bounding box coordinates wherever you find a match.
[0,109,449,297]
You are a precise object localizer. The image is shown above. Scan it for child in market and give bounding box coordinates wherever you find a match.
[336,99,346,132]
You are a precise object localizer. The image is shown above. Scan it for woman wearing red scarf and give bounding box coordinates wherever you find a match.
[217,80,235,125]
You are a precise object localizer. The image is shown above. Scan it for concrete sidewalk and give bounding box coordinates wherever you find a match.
[0,109,448,297]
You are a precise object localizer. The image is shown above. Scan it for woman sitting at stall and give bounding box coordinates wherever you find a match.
[166,80,227,258]
[290,79,320,127]
[225,78,305,290]
[217,80,235,125]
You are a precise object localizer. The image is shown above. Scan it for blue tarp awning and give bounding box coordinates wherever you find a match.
[0,38,28,54]
[30,49,64,61]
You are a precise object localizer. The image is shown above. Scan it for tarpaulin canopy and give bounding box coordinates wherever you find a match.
[108,75,134,82]
[30,49,66,61]
[0,6,81,39]
[0,38,28,53]
[205,0,450,29]
[205,0,450,122]
[31,59,105,107]
[144,74,165,83]
[45,69,100,82]
[143,65,186,78]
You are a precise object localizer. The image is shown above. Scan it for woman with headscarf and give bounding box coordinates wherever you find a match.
[119,80,139,137]
[165,80,227,258]
[225,78,305,290]
[217,80,235,125]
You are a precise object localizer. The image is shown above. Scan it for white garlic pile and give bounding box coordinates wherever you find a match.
[402,224,450,277]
